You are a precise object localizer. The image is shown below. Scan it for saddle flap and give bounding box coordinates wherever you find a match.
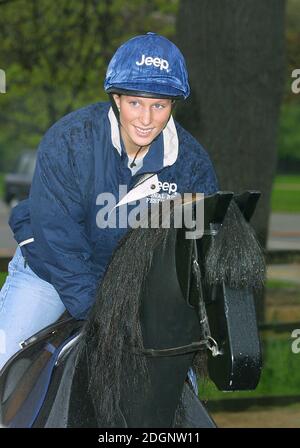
[0,319,82,428]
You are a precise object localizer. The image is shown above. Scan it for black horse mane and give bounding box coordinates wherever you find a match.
[77,197,265,426]
[78,202,175,426]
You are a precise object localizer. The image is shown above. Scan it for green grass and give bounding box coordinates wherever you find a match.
[199,333,300,400]
[275,175,300,185]
[266,278,300,289]
[0,272,7,288]
[271,175,300,213]
[271,190,300,213]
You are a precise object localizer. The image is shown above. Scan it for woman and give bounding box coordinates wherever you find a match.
[0,32,218,375]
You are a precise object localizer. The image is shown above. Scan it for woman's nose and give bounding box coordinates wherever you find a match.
[139,107,152,126]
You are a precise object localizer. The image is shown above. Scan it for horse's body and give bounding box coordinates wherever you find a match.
[0,192,265,428]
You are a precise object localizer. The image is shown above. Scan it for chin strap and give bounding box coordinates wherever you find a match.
[129,146,143,168]
[109,93,120,122]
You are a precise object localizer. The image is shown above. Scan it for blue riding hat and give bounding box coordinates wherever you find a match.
[104,32,190,100]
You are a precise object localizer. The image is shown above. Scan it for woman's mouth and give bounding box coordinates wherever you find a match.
[134,126,154,137]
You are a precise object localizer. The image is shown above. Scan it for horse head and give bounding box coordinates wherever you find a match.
[80,191,264,427]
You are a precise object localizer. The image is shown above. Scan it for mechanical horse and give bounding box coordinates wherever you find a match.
[0,191,265,427]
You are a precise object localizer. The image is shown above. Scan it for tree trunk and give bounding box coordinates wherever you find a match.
[176,0,286,247]
[176,0,286,322]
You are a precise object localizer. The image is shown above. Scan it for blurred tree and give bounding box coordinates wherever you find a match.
[285,1,300,100]
[285,0,300,33]
[277,0,300,171]
[176,0,286,322]
[0,0,178,170]
[176,0,286,248]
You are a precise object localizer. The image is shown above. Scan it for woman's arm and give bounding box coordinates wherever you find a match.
[29,124,98,320]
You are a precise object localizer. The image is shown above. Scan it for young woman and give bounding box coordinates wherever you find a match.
[0,33,218,377]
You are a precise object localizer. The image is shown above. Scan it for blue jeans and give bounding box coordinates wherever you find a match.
[0,246,66,371]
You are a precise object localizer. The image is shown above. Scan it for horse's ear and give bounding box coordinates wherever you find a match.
[233,191,261,222]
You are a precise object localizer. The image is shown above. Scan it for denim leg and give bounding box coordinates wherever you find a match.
[0,246,66,371]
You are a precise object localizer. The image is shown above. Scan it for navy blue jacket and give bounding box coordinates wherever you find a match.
[9,102,218,320]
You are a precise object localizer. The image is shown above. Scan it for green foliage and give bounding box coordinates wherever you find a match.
[0,173,3,198]
[286,0,300,33]
[278,0,300,170]
[0,0,297,174]
[0,272,7,288]
[0,0,179,171]
[278,104,300,162]
[283,1,300,102]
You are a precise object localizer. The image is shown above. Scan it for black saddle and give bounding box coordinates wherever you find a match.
[0,314,82,428]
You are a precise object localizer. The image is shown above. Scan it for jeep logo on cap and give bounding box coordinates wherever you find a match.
[136,54,169,71]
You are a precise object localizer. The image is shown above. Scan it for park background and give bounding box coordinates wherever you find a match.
[0,0,299,427]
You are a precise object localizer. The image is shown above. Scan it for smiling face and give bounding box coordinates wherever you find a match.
[112,94,173,157]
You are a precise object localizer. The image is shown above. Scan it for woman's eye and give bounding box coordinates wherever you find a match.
[153,104,165,110]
